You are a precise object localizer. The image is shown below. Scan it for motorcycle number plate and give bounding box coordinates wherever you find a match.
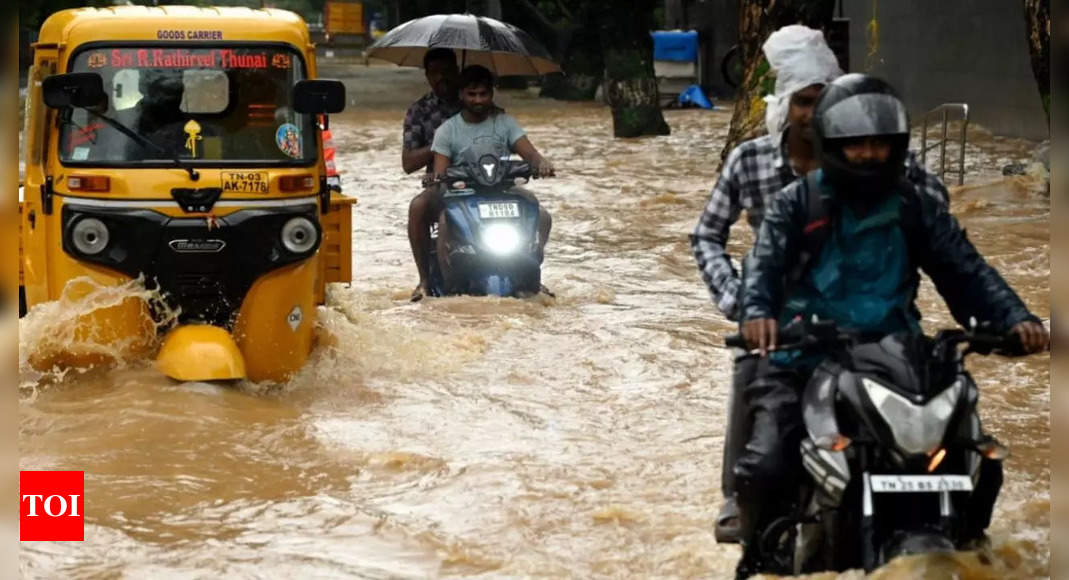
[478,202,520,219]
[869,475,974,493]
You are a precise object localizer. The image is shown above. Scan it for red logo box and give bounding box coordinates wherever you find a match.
[20,471,85,541]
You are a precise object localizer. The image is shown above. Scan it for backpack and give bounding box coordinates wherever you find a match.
[788,170,924,285]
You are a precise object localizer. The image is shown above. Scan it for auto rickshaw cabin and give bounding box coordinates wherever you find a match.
[20,6,354,382]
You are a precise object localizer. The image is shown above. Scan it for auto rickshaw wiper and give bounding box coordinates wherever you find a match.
[82,109,200,181]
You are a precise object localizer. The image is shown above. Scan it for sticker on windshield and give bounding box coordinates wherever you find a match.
[276,123,302,159]
[72,147,90,161]
[184,120,203,158]
[271,53,292,69]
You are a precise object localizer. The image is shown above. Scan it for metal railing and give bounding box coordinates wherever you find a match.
[919,103,969,186]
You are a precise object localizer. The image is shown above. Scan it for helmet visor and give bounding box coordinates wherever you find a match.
[820,93,909,139]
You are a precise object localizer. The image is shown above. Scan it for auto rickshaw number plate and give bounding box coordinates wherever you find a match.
[222,172,269,194]
[478,202,520,219]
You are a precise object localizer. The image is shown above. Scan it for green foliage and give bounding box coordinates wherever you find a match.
[751,57,775,96]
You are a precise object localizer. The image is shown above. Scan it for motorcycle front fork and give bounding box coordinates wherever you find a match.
[859,468,955,570]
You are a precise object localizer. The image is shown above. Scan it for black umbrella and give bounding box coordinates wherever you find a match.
[367,14,561,76]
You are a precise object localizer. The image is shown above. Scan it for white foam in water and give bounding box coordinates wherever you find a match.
[176,382,227,396]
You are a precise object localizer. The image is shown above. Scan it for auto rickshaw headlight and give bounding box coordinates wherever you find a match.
[281,216,318,254]
[71,217,110,255]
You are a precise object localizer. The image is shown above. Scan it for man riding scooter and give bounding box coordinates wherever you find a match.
[732,73,1049,579]
[418,65,554,298]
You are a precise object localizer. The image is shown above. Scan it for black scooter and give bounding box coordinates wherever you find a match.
[426,150,545,298]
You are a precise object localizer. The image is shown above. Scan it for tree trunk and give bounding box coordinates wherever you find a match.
[719,0,836,164]
[593,0,670,137]
[1022,0,1050,125]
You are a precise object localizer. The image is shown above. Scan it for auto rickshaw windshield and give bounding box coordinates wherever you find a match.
[59,45,316,166]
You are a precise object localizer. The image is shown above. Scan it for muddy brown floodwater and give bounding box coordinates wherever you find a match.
[19,65,1049,579]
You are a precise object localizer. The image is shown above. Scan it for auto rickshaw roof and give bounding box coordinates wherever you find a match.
[37,6,312,51]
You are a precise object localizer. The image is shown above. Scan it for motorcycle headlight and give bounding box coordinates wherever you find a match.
[71,217,110,255]
[281,216,318,254]
[482,223,520,255]
[862,377,962,456]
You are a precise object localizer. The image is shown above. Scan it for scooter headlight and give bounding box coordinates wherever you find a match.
[281,216,318,254]
[862,377,962,456]
[71,217,110,255]
[482,223,520,255]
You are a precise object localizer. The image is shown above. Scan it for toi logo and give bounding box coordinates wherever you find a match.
[20,471,84,541]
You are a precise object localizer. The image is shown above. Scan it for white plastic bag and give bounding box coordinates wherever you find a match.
[761,25,842,140]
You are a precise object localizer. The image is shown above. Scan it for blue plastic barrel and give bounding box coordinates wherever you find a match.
[651,30,699,62]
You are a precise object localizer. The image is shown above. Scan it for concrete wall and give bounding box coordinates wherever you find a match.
[842,0,1048,140]
[664,0,1048,140]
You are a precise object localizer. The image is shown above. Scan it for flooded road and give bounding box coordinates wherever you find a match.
[19,70,1049,578]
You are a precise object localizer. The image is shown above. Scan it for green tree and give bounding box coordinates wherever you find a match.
[506,0,669,137]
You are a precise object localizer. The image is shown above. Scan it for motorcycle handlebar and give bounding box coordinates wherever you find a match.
[724,321,1026,357]
[724,334,747,349]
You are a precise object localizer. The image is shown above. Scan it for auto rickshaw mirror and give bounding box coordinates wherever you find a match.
[292,79,345,114]
[42,72,106,109]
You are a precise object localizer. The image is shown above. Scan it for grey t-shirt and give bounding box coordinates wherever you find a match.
[431,112,526,164]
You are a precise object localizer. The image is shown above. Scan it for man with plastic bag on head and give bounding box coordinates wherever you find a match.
[689,25,950,544]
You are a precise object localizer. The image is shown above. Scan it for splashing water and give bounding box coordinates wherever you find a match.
[19,275,178,391]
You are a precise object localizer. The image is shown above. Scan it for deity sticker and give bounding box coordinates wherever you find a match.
[184,119,203,158]
[271,53,292,69]
[276,123,302,159]
[87,53,107,69]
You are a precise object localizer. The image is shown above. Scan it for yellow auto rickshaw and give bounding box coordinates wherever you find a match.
[20,6,354,383]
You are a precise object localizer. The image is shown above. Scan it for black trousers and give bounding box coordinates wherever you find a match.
[734,358,808,492]
[722,355,758,497]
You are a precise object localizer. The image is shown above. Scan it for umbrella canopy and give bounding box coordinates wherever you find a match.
[367,14,561,76]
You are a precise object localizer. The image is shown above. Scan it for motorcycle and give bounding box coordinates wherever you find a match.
[426,149,546,298]
[724,318,1024,573]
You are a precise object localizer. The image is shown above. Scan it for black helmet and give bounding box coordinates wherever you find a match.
[813,74,910,199]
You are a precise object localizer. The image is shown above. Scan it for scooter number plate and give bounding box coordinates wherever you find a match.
[479,202,520,219]
[869,475,973,493]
